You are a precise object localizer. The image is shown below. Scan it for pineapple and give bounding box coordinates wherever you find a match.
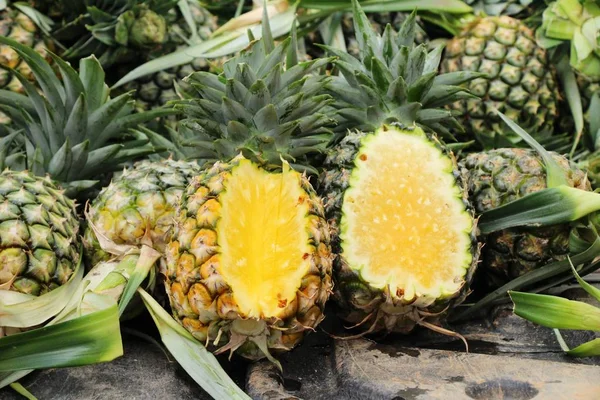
[460,148,591,289]
[165,156,332,361]
[84,159,203,266]
[164,22,336,361]
[440,16,560,149]
[0,170,80,296]
[318,4,481,334]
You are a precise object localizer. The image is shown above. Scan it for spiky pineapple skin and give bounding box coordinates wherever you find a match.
[0,170,80,296]
[319,128,478,333]
[163,157,333,360]
[440,16,559,148]
[84,159,203,265]
[460,148,591,288]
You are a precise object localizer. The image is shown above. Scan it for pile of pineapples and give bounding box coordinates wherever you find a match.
[2,0,600,397]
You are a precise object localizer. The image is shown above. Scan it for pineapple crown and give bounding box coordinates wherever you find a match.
[321,0,484,140]
[174,13,336,174]
[0,36,174,193]
[56,0,178,67]
[538,0,600,79]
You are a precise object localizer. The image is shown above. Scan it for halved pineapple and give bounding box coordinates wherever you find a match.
[164,156,332,361]
[320,125,478,333]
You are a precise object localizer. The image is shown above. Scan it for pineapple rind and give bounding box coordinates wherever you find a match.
[440,16,559,148]
[84,159,203,265]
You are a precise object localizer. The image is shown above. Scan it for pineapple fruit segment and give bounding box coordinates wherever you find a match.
[340,128,473,302]
[321,125,477,334]
[164,156,333,360]
[0,171,80,296]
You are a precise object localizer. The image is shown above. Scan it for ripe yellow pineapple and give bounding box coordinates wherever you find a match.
[164,19,336,361]
[165,156,332,360]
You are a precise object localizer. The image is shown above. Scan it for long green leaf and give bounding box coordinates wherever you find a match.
[497,111,568,188]
[113,246,160,316]
[570,259,600,302]
[555,53,584,156]
[567,338,600,356]
[509,290,600,330]
[0,371,31,392]
[299,0,471,12]
[139,289,251,400]
[479,185,600,234]
[452,233,600,321]
[0,254,84,328]
[0,294,122,373]
[8,382,37,400]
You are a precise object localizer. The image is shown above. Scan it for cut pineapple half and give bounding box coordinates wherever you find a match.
[340,126,473,302]
[217,160,312,319]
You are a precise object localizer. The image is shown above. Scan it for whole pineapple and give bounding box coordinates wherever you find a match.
[440,16,560,149]
[84,159,203,265]
[164,22,335,361]
[0,170,80,296]
[460,148,591,289]
[318,4,481,334]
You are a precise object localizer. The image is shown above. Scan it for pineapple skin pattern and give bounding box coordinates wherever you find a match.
[441,16,559,148]
[0,170,80,296]
[163,157,333,360]
[461,148,591,288]
[85,159,203,266]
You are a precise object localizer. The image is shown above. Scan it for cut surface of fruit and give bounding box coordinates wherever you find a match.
[340,127,473,301]
[217,160,311,319]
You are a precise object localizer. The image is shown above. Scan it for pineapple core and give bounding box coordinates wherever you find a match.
[341,127,473,301]
[216,160,311,319]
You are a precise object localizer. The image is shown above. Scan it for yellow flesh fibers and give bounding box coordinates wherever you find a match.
[341,128,473,301]
[217,160,311,319]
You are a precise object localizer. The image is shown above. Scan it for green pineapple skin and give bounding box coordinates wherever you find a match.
[0,171,80,296]
[84,159,203,266]
[440,16,559,149]
[460,148,591,289]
